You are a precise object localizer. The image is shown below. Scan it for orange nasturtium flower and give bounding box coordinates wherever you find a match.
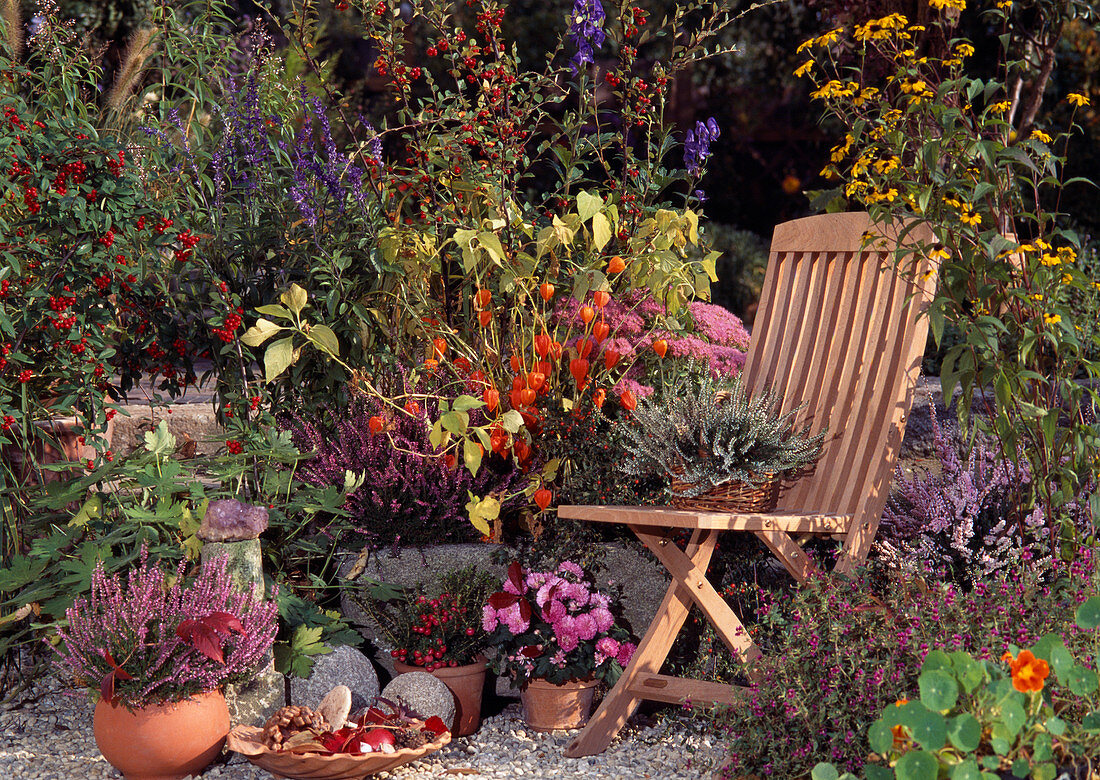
[890,698,910,748]
[1002,650,1049,693]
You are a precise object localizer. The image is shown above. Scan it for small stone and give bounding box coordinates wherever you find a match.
[290,646,380,715]
[381,672,456,731]
[198,498,269,541]
[317,685,352,729]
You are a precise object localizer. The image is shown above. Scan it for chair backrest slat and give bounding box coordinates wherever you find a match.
[740,213,934,560]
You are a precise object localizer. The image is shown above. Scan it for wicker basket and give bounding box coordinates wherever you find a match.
[669,471,780,513]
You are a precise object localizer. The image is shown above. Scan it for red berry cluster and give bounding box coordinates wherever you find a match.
[225,439,244,454]
[211,307,243,343]
[387,592,481,672]
[174,229,200,263]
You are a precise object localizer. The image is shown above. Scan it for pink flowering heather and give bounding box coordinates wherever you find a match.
[688,300,750,348]
[52,552,278,709]
[483,561,636,687]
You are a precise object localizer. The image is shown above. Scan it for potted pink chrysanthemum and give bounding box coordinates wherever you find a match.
[483,561,636,731]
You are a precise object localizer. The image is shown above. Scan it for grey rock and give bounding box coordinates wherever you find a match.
[199,498,269,541]
[290,645,380,714]
[381,672,456,730]
[227,668,285,727]
[317,685,352,730]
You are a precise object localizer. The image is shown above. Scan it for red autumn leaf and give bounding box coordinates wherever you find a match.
[423,716,449,736]
[176,611,243,664]
[518,597,533,623]
[520,644,542,658]
[488,591,519,610]
[507,561,525,592]
[103,650,133,680]
[100,670,117,704]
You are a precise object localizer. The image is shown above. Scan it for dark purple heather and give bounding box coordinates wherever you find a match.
[683,117,720,176]
[284,368,526,548]
[52,552,278,709]
[568,0,606,73]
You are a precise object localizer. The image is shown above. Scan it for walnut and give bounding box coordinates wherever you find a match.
[261,705,327,749]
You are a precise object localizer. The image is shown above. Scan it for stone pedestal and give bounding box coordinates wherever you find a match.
[200,500,284,726]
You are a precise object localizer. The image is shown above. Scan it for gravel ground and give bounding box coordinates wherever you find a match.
[0,680,726,779]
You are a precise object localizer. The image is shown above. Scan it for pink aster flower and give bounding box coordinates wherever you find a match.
[595,636,621,665]
[482,604,499,632]
[591,606,614,632]
[558,561,584,578]
[501,601,531,635]
[574,612,598,642]
[542,599,567,624]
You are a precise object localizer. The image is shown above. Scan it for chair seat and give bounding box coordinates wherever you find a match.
[558,504,852,533]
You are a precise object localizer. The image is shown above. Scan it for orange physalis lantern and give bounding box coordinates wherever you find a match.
[607,255,626,274]
[433,338,448,358]
[483,386,500,412]
[652,339,668,359]
[510,354,522,373]
[592,290,610,308]
[527,372,546,392]
[592,321,609,343]
[569,358,590,385]
[619,390,637,410]
[534,333,551,358]
[404,401,420,415]
[368,415,384,434]
[579,305,595,324]
[593,388,607,409]
[519,388,536,406]
[475,289,492,309]
[534,488,552,512]
[478,310,492,327]
[576,337,594,359]
[539,282,555,302]
[604,348,620,370]
[549,341,563,361]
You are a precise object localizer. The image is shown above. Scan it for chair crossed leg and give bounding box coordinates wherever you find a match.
[565,525,765,758]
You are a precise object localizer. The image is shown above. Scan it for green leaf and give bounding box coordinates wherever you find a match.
[478,231,506,265]
[865,766,895,780]
[241,318,284,347]
[919,669,959,711]
[868,720,896,755]
[0,554,47,591]
[440,411,469,435]
[1010,757,1028,778]
[1068,665,1098,695]
[281,283,309,315]
[811,764,839,780]
[465,494,500,537]
[947,713,981,752]
[950,761,982,780]
[895,750,938,780]
[255,304,292,320]
[143,420,177,456]
[264,337,296,383]
[576,190,602,222]
[68,495,102,528]
[273,624,332,679]
[451,395,486,413]
[922,650,952,671]
[429,420,445,450]
[592,212,612,251]
[463,437,482,477]
[1031,732,1052,763]
[906,705,948,750]
[1080,711,1100,733]
[306,324,340,357]
[998,699,1026,736]
[1076,597,1100,630]
[500,409,525,434]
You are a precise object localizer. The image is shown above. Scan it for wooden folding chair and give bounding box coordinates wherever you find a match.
[559,212,936,757]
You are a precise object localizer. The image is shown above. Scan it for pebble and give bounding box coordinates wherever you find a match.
[1,679,726,779]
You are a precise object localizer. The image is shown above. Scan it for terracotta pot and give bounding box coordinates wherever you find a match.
[519,677,599,731]
[394,656,487,736]
[93,689,230,780]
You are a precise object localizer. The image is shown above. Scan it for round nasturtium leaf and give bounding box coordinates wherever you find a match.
[869,721,896,756]
[811,763,840,780]
[1075,596,1100,630]
[919,669,959,712]
[947,713,981,752]
[895,750,938,780]
[949,759,982,780]
[903,705,948,751]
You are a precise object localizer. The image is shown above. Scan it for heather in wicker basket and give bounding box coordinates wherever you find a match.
[617,370,825,510]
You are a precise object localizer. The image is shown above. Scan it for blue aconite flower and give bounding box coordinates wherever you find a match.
[684,117,721,176]
[569,0,606,73]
